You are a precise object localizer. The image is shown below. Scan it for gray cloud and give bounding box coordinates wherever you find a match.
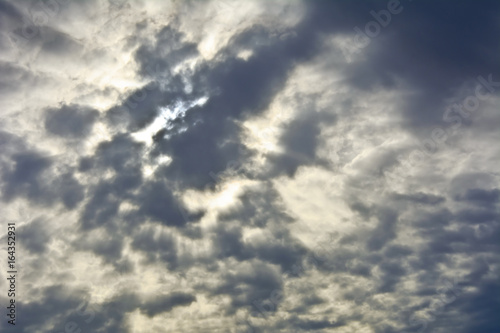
[141,292,196,317]
[44,104,99,139]
[0,0,499,332]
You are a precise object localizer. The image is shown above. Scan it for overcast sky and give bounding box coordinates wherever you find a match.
[0,0,499,332]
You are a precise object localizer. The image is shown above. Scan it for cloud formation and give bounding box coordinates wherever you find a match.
[0,0,499,332]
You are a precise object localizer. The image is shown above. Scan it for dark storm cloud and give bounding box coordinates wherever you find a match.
[113,18,343,237]
[347,198,373,220]
[141,292,196,317]
[135,25,199,77]
[77,134,143,229]
[455,188,500,206]
[291,316,346,330]
[151,114,247,190]
[383,244,413,259]
[211,261,283,314]
[290,0,500,140]
[401,199,499,332]
[212,223,247,260]
[89,291,196,331]
[0,0,29,51]
[288,293,326,316]
[32,290,195,333]
[0,129,87,210]
[377,260,407,293]
[208,183,308,272]
[106,81,186,132]
[351,1,500,132]
[250,238,307,273]
[75,231,125,263]
[14,218,50,253]
[121,178,204,231]
[0,62,35,95]
[63,292,141,333]
[366,208,398,252]
[0,0,21,23]
[412,208,452,232]
[44,104,99,139]
[136,20,330,189]
[306,169,498,330]
[409,206,486,275]
[79,180,122,230]
[106,26,200,133]
[0,0,499,331]
[403,277,500,333]
[90,134,143,172]
[0,130,27,156]
[56,172,85,208]
[135,181,194,226]
[219,184,295,227]
[7,23,83,56]
[455,207,499,224]
[266,111,335,177]
[0,150,84,208]
[0,285,89,333]
[123,0,441,192]
[39,26,83,55]
[459,280,500,333]
[130,225,178,269]
[1,152,52,202]
[0,286,196,333]
[35,289,163,333]
[75,133,203,266]
[210,222,306,273]
[391,192,446,205]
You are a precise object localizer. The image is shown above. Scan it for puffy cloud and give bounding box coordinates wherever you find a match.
[0,0,499,332]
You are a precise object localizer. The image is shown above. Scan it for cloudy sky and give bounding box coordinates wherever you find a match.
[0,0,499,332]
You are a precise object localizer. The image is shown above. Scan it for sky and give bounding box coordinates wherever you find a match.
[0,0,499,332]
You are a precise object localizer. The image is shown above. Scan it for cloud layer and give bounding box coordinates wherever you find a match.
[0,0,499,332]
